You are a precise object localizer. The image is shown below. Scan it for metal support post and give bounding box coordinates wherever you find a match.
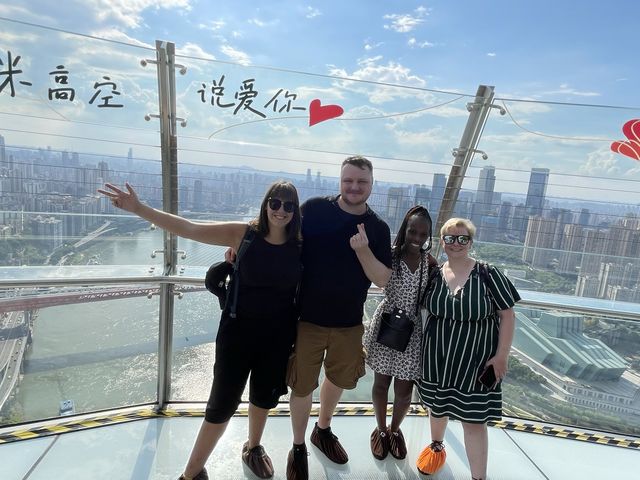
[152,40,178,410]
[432,85,495,259]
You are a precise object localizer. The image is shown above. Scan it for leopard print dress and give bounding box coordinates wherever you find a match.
[364,257,427,381]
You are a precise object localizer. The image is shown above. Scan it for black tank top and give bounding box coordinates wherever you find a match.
[236,233,302,320]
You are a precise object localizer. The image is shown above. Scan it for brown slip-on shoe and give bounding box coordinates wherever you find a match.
[310,422,348,464]
[389,427,407,460]
[286,443,309,480]
[242,442,274,479]
[178,468,208,480]
[370,426,390,460]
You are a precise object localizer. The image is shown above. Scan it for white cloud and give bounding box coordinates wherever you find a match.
[364,41,384,51]
[487,52,496,57]
[248,17,279,28]
[329,56,428,104]
[407,38,434,48]
[177,42,215,60]
[198,20,225,32]
[541,84,600,97]
[89,29,154,49]
[0,4,56,24]
[84,0,192,29]
[388,125,452,147]
[220,45,250,65]
[0,31,40,44]
[579,147,622,176]
[305,6,322,19]
[383,7,429,33]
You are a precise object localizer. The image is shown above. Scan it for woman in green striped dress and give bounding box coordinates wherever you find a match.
[416,218,520,480]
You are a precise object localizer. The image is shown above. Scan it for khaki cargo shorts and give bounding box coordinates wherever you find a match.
[287,321,366,397]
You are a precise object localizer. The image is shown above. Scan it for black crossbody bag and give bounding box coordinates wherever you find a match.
[376,254,425,352]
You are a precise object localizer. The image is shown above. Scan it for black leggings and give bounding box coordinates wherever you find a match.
[205,313,294,423]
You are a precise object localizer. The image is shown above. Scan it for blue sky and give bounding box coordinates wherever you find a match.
[1,1,640,200]
[2,0,634,103]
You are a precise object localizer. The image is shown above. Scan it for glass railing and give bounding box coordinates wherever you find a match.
[2,274,639,439]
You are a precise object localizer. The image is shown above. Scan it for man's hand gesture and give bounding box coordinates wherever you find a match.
[350,223,369,251]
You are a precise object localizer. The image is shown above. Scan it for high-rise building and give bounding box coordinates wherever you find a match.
[127,148,133,172]
[525,168,550,216]
[522,215,557,268]
[414,185,431,208]
[472,166,496,235]
[512,204,529,241]
[0,134,5,166]
[549,208,573,249]
[578,208,591,226]
[498,201,513,235]
[430,173,447,221]
[475,166,495,215]
[386,187,406,232]
[193,180,204,211]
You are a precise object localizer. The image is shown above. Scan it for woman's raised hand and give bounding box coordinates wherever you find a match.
[98,182,141,213]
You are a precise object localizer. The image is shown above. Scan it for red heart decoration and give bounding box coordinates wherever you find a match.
[309,99,344,127]
[622,118,640,142]
[611,140,640,161]
[611,119,640,161]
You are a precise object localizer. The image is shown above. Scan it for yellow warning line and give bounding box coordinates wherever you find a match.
[0,405,638,450]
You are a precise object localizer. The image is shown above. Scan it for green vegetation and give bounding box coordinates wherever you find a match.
[474,243,524,265]
[0,402,24,426]
[473,243,575,294]
[0,238,48,265]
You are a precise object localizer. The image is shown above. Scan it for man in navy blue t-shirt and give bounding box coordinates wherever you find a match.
[286,156,392,480]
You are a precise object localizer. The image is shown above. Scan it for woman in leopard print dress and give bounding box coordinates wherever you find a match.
[363,205,432,462]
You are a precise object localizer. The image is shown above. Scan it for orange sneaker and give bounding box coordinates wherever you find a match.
[416,440,446,475]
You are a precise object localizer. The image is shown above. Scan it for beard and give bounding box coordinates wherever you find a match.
[340,191,368,207]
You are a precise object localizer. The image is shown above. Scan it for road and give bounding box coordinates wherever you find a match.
[0,311,28,411]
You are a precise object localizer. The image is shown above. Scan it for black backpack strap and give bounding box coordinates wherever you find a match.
[226,227,255,318]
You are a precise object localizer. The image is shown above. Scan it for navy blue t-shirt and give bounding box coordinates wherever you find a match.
[299,195,392,328]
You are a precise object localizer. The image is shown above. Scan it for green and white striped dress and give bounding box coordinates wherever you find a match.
[416,262,520,423]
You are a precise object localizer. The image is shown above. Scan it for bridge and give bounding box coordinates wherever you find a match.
[0,284,207,313]
[0,284,208,412]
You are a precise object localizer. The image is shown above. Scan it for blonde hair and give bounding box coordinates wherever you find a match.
[440,217,476,239]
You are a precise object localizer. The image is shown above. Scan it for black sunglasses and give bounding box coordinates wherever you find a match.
[442,234,471,245]
[268,197,296,213]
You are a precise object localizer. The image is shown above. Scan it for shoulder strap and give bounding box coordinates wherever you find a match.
[476,261,496,307]
[477,261,490,286]
[227,227,255,318]
[414,251,426,316]
[420,262,441,308]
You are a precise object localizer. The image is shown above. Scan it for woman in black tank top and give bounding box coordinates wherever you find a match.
[99,180,302,480]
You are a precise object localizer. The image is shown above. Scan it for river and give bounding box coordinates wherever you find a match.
[9,229,227,421]
[6,229,376,423]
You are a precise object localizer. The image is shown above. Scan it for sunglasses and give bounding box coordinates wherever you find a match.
[267,197,296,213]
[442,234,471,245]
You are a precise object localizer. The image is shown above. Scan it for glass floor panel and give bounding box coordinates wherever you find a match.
[1,411,638,479]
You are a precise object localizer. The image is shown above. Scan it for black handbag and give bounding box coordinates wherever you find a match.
[376,307,414,352]
[204,228,255,315]
[376,253,425,352]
